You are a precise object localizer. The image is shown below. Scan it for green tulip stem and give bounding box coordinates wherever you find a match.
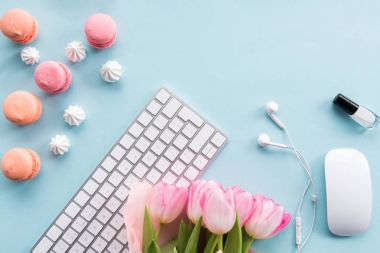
[242,237,254,253]
[217,235,223,250]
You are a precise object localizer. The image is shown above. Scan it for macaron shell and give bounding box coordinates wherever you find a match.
[1,148,41,181]
[3,90,42,125]
[34,61,72,94]
[0,9,38,44]
[85,13,117,49]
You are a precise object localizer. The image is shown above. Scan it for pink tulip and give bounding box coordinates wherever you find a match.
[123,182,158,253]
[187,180,221,224]
[232,186,254,226]
[201,187,236,235]
[148,182,188,224]
[244,194,292,239]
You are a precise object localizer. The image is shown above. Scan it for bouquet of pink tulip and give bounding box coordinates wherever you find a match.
[123,180,291,253]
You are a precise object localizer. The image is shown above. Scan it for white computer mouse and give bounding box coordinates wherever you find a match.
[325,148,372,236]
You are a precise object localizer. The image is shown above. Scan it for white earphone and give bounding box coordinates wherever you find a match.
[258,101,317,253]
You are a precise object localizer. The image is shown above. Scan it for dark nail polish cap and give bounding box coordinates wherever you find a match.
[333,93,359,115]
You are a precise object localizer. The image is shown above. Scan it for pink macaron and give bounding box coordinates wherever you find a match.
[34,61,72,94]
[84,13,117,49]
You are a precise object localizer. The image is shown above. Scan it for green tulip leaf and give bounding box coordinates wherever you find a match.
[202,234,218,253]
[177,220,190,253]
[242,229,254,253]
[184,218,202,253]
[173,247,179,253]
[147,240,162,253]
[143,207,157,253]
[224,214,242,253]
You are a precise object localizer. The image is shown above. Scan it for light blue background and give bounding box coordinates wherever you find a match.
[0,0,379,252]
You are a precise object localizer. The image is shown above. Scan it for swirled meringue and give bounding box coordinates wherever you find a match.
[21,47,40,65]
[64,105,85,126]
[101,60,122,83]
[65,41,86,63]
[50,135,70,156]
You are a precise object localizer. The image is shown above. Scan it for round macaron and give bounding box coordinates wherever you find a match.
[0,9,38,44]
[84,13,117,49]
[34,61,72,94]
[1,148,41,181]
[3,90,42,125]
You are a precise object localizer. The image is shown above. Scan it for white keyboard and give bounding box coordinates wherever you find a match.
[32,88,227,253]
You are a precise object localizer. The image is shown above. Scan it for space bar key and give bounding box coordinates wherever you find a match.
[189,124,215,153]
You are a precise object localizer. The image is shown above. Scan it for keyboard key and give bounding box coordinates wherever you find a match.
[90,193,106,209]
[171,160,186,175]
[83,179,99,195]
[202,143,218,159]
[126,148,142,164]
[108,239,123,253]
[162,171,177,184]
[101,225,117,241]
[74,191,90,206]
[99,182,115,198]
[53,239,69,253]
[117,159,133,175]
[193,155,208,170]
[124,173,139,188]
[169,117,185,132]
[102,156,117,172]
[106,196,121,212]
[160,128,175,144]
[56,213,72,230]
[92,237,107,252]
[156,89,171,104]
[62,228,78,244]
[88,219,103,235]
[69,243,84,253]
[182,123,197,139]
[142,151,157,167]
[211,132,226,147]
[32,237,53,253]
[146,100,162,115]
[184,166,199,181]
[98,208,112,224]
[146,168,161,184]
[119,134,135,149]
[153,114,169,129]
[176,177,190,188]
[46,225,62,241]
[81,205,96,221]
[151,139,166,155]
[180,149,195,164]
[189,124,215,152]
[108,170,124,187]
[110,145,126,160]
[173,134,188,150]
[133,163,149,178]
[78,231,94,247]
[155,157,171,173]
[164,146,179,161]
[110,214,124,230]
[129,122,144,138]
[71,216,87,233]
[116,229,128,244]
[92,167,108,183]
[65,202,81,218]
[137,111,153,126]
[162,97,181,118]
[144,125,160,141]
[114,185,130,201]
[178,106,204,127]
[135,136,151,152]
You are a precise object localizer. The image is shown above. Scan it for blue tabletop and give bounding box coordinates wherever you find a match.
[1,1,379,252]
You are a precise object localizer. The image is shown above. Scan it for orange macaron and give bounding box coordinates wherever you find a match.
[1,148,41,181]
[0,8,38,44]
[3,90,42,125]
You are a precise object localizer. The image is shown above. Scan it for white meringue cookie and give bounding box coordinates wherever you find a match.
[65,41,86,63]
[101,60,122,83]
[50,135,70,156]
[64,105,85,126]
[21,47,40,65]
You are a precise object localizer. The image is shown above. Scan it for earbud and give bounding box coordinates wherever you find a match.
[257,133,289,149]
[266,101,285,129]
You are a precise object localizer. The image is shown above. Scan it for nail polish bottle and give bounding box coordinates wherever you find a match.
[333,94,379,129]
